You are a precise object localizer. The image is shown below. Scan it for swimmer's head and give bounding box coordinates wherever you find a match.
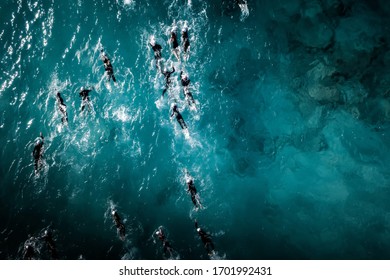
[197,228,201,232]
[150,37,156,46]
[186,178,192,184]
[112,210,116,216]
[80,87,84,91]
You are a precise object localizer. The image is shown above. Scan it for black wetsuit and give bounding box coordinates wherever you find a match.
[23,245,35,260]
[56,92,68,123]
[182,30,190,53]
[180,71,191,87]
[187,179,198,207]
[156,228,174,255]
[42,230,58,259]
[150,43,162,68]
[183,88,195,106]
[102,54,116,82]
[113,211,126,239]
[171,105,187,129]
[79,89,92,112]
[194,221,215,254]
[162,67,175,96]
[171,32,179,49]
[33,136,44,172]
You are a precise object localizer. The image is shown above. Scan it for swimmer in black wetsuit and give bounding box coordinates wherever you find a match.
[149,40,162,69]
[23,244,35,260]
[155,226,174,257]
[41,229,58,259]
[181,27,190,55]
[180,71,191,87]
[56,92,68,124]
[162,66,175,97]
[184,87,196,107]
[79,87,93,112]
[194,220,215,255]
[170,104,187,129]
[101,49,116,83]
[180,71,195,106]
[112,210,126,240]
[32,133,44,173]
[186,177,202,209]
[170,30,180,60]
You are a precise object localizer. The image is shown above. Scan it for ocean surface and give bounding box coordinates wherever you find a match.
[0,0,390,260]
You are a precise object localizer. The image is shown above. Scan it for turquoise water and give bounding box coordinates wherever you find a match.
[1,0,390,260]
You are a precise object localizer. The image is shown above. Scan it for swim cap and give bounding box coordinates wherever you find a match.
[80,87,84,91]
[197,228,201,232]
[112,210,116,215]
[186,178,192,184]
[155,231,160,235]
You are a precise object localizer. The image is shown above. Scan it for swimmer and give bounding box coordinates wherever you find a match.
[181,27,190,57]
[56,92,68,124]
[79,87,93,112]
[155,226,174,256]
[169,29,180,61]
[180,71,191,88]
[186,176,202,210]
[23,244,35,260]
[170,103,187,129]
[112,210,126,240]
[149,39,163,69]
[183,87,196,107]
[101,49,117,83]
[32,132,44,173]
[161,66,175,97]
[194,219,215,255]
[41,229,58,259]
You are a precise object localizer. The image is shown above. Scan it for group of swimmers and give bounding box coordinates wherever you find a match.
[29,21,217,258]
[150,25,216,257]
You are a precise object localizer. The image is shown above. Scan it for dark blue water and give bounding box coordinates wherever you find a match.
[1,0,390,260]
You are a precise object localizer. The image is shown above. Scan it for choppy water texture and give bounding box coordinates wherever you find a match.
[1,0,390,260]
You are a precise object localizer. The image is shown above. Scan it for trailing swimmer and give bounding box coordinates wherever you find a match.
[32,132,44,173]
[169,28,180,61]
[22,236,38,260]
[23,244,35,260]
[101,49,117,83]
[56,92,68,124]
[194,220,215,255]
[79,87,93,112]
[162,66,175,97]
[149,38,163,69]
[170,103,187,129]
[41,228,58,259]
[112,210,126,241]
[155,226,174,257]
